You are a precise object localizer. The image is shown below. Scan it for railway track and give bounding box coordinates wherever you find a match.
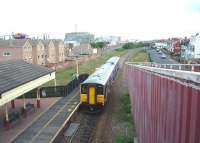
[69,112,98,143]
[79,114,98,143]
[11,89,80,143]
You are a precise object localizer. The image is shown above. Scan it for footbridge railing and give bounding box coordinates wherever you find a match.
[126,63,200,143]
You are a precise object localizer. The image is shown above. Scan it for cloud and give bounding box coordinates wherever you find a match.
[0,0,199,40]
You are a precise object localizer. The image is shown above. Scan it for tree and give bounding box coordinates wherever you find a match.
[90,41,107,55]
[90,42,97,49]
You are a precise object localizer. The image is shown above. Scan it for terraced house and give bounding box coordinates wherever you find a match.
[31,40,47,66]
[43,40,56,64]
[53,39,65,63]
[0,39,66,66]
[0,39,33,63]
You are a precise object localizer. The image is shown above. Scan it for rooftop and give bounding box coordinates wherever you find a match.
[0,60,54,95]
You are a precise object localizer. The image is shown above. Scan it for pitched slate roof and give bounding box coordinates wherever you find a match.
[52,39,64,47]
[29,40,40,47]
[0,60,54,95]
[0,39,28,48]
[42,40,50,47]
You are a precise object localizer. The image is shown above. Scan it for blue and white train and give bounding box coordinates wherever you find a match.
[80,56,120,112]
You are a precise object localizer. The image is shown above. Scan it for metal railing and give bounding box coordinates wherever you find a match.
[127,62,200,72]
[126,62,200,84]
[22,74,89,98]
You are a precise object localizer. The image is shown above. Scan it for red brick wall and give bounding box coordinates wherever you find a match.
[0,47,22,62]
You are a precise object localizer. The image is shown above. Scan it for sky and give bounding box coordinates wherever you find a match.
[0,0,200,40]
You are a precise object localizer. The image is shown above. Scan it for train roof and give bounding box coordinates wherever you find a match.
[83,56,120,85]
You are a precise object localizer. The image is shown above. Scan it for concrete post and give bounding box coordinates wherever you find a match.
[5,103,9,122]
[192,65,194,71]
[5,103,10,129]
[54,77,57,92]
[179,65,181,70]
[76,59,79,79]
[23,94,27,118]
[37,88,41,108]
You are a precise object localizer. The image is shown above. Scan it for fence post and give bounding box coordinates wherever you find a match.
[179,65,181,70]
[66,86,68,96]
[191,65,194,71]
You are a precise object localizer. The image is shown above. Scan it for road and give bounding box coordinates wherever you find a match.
[102,44,122,53]
[148,49,178,64]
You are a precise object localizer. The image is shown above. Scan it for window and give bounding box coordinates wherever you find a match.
[3,52,11,56]
[42,55,44,58]
[97,85,103,95]
[38,55,40,59]
[81,84,88,94]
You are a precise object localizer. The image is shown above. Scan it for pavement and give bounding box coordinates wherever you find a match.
[0,97,61,143]
[11,89,80,143]
[148,49,178,64]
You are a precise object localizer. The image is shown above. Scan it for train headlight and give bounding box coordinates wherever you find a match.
[80,94,87,102]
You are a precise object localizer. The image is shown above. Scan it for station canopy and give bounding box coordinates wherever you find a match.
[0,60,55,106]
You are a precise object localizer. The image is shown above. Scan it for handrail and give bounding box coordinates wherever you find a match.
[126,63,200,84]
[126,62,200,72]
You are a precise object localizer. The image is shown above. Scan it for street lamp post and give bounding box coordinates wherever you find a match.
[76,58,79,79]
[75,56,79,79]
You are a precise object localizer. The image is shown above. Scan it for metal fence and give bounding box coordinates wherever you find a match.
[23,74,89,98]
[126,63,200,143]
[127,62,200,72]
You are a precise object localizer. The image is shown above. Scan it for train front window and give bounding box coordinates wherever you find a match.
[81,85,87,94]
[97,85,103,95]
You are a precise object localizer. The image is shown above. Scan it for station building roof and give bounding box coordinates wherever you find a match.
[0,60,55,106]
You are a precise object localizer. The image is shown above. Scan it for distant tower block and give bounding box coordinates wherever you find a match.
[75,24,77,33]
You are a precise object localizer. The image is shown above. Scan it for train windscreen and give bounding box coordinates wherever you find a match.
[81,84,88,94]
[97,85,103,95]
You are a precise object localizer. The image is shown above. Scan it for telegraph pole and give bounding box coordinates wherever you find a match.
[75,24,77,33]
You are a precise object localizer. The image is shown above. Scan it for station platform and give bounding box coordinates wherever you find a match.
[0,97,60,143]
[11,89,80,143]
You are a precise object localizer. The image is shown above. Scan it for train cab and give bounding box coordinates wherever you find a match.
[80,56,120,112]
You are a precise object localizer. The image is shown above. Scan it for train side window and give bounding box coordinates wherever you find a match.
[97,85,103,95]
[81,85,87,94]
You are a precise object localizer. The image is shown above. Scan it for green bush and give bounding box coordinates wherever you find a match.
[122,42,149,49]
[119,93,132,122]
[115,48,125,52]
[115,135,134,143]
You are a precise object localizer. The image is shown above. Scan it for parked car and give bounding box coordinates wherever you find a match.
[160,54,166,59]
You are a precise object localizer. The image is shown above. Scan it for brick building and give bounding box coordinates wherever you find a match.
[53,40,65,63]
[0,39,33,63]
[31,40,47,66]
[0,39,66,66]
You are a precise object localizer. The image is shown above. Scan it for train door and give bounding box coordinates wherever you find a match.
[89,86,95,105]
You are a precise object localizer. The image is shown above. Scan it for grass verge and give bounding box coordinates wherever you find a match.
[114,50,150,143]
[46,48,129,86]
[114,93,135,143]
[129,49,150,62]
